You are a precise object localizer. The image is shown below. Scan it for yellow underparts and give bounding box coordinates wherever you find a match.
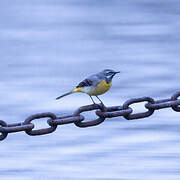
[89,80,112,96]
[72,80,112,96]
[88,80,112,96]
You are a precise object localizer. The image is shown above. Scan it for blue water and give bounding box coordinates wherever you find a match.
[1,0,180,179]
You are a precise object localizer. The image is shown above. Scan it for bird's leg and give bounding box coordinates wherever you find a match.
[96,96,107,111]
[96,96,105,106]
[89,95,96,104]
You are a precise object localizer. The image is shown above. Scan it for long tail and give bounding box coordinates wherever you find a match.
[56,87,82,100]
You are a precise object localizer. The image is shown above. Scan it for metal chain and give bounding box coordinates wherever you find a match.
[0,91,180,141]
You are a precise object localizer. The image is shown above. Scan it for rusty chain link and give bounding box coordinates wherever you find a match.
[0,91,180,141]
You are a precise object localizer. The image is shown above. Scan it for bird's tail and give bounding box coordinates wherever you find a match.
[56,87,82,100]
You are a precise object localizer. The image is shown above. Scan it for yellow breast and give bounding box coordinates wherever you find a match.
[88,80,112,96]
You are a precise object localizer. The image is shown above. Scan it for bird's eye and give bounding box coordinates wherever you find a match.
[105,72,112,76]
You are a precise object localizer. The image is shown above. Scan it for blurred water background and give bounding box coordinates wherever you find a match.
[1,0,180,179]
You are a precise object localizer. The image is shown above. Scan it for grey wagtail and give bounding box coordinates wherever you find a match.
[56,69,120,104]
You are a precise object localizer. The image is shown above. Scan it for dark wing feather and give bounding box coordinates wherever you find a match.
[76,79,93,88]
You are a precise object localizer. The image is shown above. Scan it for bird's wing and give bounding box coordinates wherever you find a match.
[76,74,102,88]
[76,78,93,88]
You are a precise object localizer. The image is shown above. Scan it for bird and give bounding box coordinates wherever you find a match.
[56,69,120,105]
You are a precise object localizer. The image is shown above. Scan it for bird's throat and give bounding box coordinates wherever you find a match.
[105,76,113,84]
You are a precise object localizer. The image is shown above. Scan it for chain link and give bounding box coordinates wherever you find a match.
[74,104,106,127]
[24,112,57,136]
[122,97,155,120]
[48,115,84,126]
[171,91,180,111]
[0,91,180,141]
[96,106,132,118]
[0,120,8,140]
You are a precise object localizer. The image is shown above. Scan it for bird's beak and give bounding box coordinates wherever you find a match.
[115,71,120,74]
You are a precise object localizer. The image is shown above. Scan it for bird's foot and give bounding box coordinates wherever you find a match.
[99,102,107,111]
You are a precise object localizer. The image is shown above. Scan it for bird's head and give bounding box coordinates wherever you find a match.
[102,69,120,83]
